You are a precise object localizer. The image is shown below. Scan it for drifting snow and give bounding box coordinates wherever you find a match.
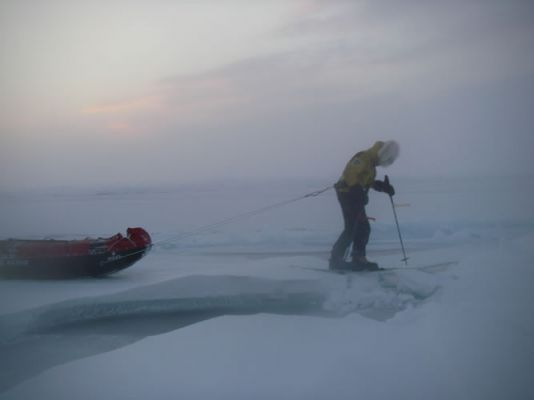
[1,177,533,399]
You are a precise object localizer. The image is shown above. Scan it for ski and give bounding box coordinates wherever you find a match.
[292,260,458,275]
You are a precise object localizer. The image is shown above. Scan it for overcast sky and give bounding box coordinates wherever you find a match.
[1,0,533,189]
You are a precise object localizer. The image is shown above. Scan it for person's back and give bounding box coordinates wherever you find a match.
[336,141,384,192]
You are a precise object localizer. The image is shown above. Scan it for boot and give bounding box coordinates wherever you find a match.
[350,256,380,271]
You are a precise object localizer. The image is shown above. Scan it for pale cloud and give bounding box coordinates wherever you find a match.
[80,75,249,135]
[107,121,135,135]
[82,0,533,131]
[0,0,296,132]
[1,0,533,188]
[282,0,534,88]
[82,95,161,115]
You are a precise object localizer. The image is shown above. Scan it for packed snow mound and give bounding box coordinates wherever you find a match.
[1,270,445,344]
[0,267,450,392]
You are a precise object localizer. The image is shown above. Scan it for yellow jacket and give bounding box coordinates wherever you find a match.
[336,141,383,192]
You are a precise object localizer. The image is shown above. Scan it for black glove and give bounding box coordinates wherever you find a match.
[385,182,395,196]
[384,175,395,196]
[373,179,395,196]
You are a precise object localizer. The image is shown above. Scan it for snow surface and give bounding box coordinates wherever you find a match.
[1,176,533,399]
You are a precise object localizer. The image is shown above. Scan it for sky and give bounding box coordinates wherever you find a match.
[1,0,533,189]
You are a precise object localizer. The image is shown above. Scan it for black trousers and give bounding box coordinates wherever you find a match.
[330,186,370,261]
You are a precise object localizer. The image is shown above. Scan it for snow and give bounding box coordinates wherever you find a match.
[1,176,533,399]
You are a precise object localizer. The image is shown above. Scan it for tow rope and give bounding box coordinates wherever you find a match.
[151,185,334,249]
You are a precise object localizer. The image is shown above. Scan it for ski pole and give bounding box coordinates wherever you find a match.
[385,175,408,265]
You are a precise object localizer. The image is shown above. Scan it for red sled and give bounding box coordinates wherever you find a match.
[0,227,152,279]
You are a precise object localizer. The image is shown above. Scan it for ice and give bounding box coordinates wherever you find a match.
[1,176,534,399]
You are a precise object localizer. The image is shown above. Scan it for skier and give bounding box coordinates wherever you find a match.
[330,140,399,270]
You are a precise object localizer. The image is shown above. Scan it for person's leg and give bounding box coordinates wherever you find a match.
[330,191,358,266]
[351,201,379,270]
[352,207,370,259]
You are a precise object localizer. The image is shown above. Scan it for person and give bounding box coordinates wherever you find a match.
[330,140,399,270]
